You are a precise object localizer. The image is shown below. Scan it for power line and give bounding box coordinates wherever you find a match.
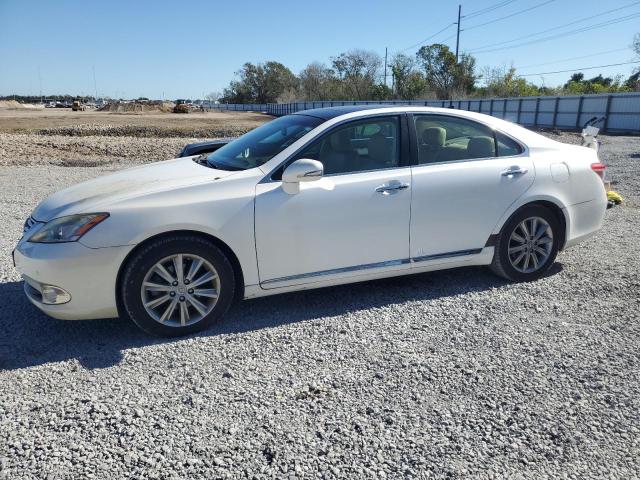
[463,0,554,31]
[469,1,640,52]
[517,61,640,77]
[516,47,631,69]
[399,23,456,52]
[442,33,457,43]
[464,0,517,20]
[470,11,640,54]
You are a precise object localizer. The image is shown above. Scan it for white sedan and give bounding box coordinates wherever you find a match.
[14,106,608,336]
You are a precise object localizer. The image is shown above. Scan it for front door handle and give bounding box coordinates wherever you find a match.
[375,181,410,195]
[501,166,528,177]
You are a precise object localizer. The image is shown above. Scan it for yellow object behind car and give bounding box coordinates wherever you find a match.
[607,190,623,205]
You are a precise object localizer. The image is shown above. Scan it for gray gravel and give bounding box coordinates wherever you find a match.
[0,132,201,167]
[0,133,639,479]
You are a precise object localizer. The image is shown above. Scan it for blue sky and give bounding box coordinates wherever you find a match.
[1,0,638,99]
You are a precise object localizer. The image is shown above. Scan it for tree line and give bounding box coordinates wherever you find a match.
[218,36,640,104]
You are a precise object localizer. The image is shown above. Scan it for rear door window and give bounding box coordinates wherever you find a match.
[413,115,496,164]
[496,131,524,156]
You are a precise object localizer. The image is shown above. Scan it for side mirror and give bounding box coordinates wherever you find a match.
[282,159,324,194]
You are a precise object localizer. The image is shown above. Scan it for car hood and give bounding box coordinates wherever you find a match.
[31,157,237,222]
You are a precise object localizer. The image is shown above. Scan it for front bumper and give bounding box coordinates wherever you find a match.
[13,240,132,320]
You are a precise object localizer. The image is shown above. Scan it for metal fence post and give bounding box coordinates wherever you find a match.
[552,97,559,129]
[503,98,507,119]
[516,98,522,124]
[575,96,584,130]
[489,99,494,116]
[603,95,613,133]
[533,97,540,127]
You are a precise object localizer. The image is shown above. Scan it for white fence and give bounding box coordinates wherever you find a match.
[209,92,640,133]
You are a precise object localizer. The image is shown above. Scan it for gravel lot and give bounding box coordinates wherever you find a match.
[0,129,638,479]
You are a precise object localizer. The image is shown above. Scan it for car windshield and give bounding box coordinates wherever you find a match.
[206,114,323,170]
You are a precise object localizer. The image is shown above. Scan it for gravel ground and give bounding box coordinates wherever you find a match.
[0,132,639,479]
[0,132,210,167]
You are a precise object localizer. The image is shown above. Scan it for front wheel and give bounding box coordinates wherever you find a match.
[120,235,235,336]
[490,205,561,282]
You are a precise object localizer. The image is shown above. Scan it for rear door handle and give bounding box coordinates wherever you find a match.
[375,181,410,195]
[501,166,528,177]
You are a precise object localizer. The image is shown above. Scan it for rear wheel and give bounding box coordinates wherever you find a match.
[121,235,235,336]
[490,205,560,282]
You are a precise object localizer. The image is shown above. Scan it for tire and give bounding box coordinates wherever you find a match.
[490,205,561,282]
[120,235,235,336]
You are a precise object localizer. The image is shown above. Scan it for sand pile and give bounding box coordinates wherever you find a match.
[98,101,176,113]
[0,100,43,110]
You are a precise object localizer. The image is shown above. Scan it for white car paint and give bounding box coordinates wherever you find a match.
[14,106,607,320]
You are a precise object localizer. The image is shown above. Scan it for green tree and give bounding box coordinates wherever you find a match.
[562,73,628,94]
[390,54,427,99]
[479,66,540,97]
[299,62,339,100]
[626,71,640,91]
[415,44,477,99]
[456,53,477,96]
[331,49,381,100]
[221,61,298,103]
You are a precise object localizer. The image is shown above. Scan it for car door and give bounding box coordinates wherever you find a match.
[409,113,534,262]
[255,114,412,288]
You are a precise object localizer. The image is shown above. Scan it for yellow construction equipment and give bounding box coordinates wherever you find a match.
[71,100,86,111]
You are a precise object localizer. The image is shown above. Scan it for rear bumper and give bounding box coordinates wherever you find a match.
[13,240,131,320]
[563,196,607,249]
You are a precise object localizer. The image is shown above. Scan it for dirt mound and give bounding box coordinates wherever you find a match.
[35,123,252,138]
[0,100,43,110]
[98,101,175,114]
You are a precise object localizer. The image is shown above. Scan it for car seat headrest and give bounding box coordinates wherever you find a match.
[467,136,495,158]
[421,127,446,148]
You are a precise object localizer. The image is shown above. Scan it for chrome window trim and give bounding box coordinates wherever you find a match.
[260,248,483,286]
[321,165,411,179]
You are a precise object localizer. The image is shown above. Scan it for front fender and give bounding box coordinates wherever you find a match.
[78,175,261,286]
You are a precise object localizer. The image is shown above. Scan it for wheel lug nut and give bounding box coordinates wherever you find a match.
[184,279,190,285]
[179,296,185,302]
[170,292,176,297]
[172,281,179,286]
[188,288,194,294]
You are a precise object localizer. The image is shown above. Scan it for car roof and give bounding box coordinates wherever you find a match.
[293,104,559,149]
[293,104,394,120]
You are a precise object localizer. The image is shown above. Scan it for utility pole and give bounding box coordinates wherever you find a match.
[455,4,462,62]
[384,47,388,87]
[92,65,98,101]
[38,66,42,104]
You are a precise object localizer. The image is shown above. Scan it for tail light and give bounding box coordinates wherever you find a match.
[591,162,606,181]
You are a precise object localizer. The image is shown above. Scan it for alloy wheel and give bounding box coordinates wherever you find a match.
[507,216,554,274]
[140,254,220,327]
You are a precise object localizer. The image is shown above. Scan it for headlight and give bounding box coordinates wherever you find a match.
[27,213,109,243]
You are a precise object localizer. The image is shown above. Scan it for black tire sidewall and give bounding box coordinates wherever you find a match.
[121,236,235,336]
[496,206,560,282]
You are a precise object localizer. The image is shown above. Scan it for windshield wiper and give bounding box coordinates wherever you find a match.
[193,154,209,166]
[192,154,244,171]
